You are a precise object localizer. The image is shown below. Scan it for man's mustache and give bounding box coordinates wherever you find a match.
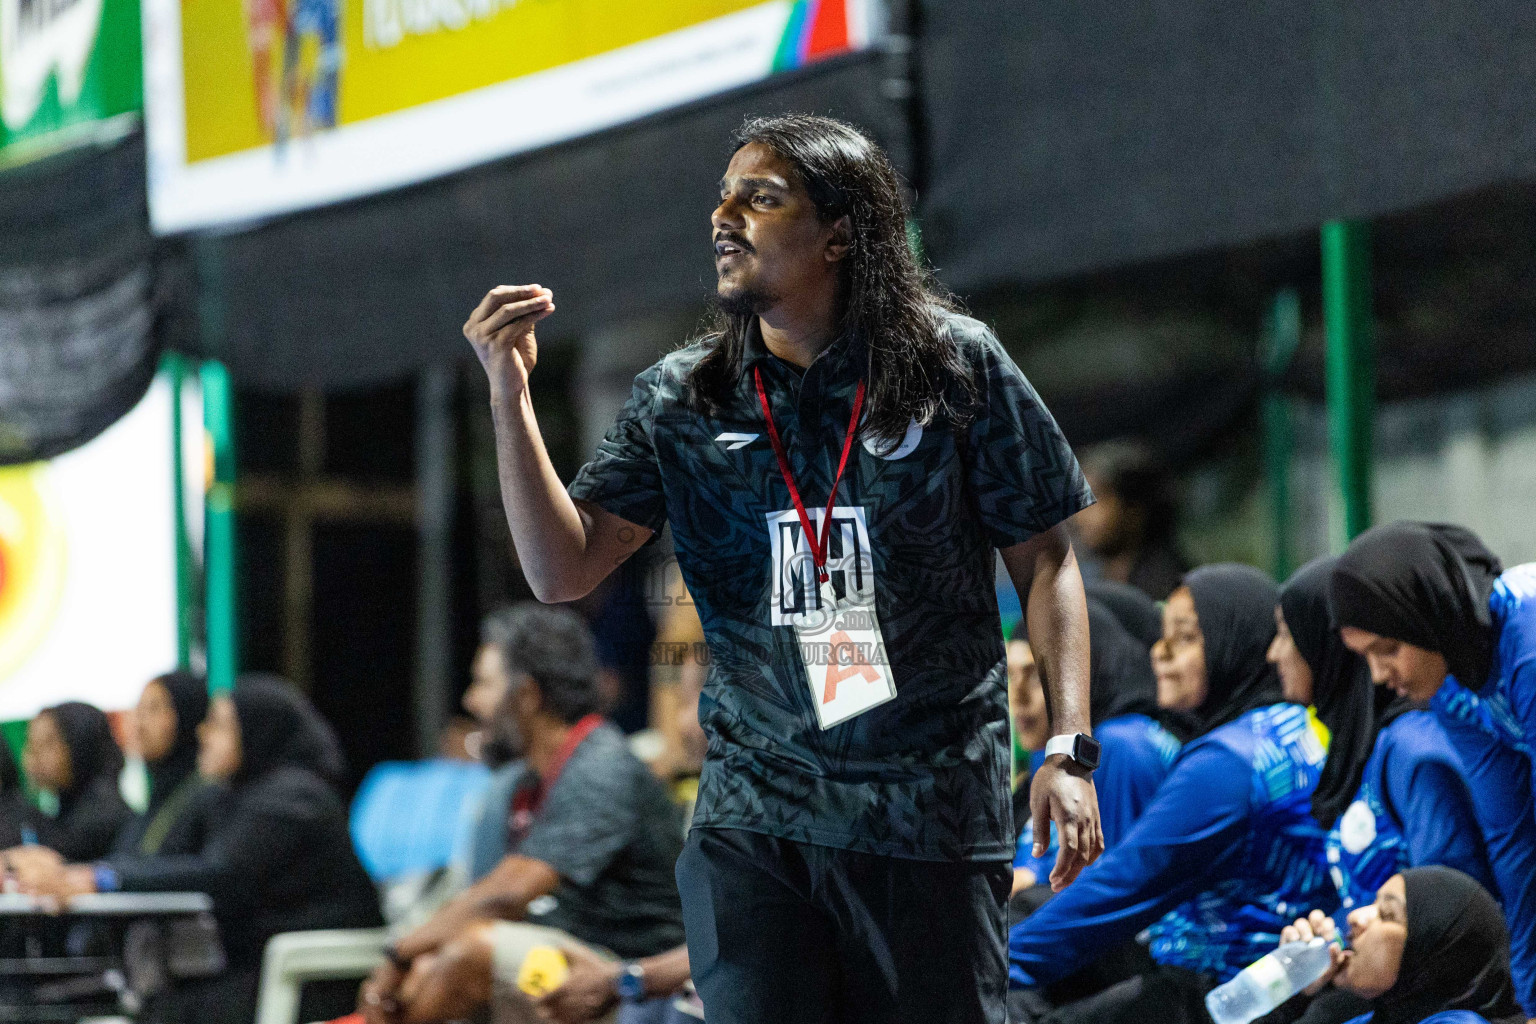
[714,233,754,253]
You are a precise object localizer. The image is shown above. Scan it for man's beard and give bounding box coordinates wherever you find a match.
[476,716,526,767]
[715,277,778,316]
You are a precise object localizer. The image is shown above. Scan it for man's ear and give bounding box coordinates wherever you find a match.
[513,673,541,717]
[824,215,854,263]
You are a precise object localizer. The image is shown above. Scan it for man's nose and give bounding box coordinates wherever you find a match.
[1366,656,1392,685]
[712,196,744,231]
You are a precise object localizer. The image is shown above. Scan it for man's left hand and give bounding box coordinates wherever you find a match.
[534,944,621,1024]
[1029,755,1103,892]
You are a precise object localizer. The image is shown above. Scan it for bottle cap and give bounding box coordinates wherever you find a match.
[517,946,570,997]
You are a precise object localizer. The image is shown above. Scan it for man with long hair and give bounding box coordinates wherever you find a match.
[456,114,1101,1023]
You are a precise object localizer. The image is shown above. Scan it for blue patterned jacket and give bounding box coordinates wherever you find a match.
[1324,710,1494,922]
[1011,702,1334,986]
[1428,564,1536,1015]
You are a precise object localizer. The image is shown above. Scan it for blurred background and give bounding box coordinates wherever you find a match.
[3,0,1536,789]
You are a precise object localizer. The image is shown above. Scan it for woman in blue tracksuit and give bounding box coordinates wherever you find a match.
[1013,595,1185,885]
[1259,556,1497,1024]
[1330,523,1536,1018]
[1009,564,1334,1024]
[1275,555,1495,910]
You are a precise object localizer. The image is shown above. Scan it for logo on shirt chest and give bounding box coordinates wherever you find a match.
[715,432,758,450]
[860,417,923,460]
[766,506,874,629]
[1338,799,1378,855]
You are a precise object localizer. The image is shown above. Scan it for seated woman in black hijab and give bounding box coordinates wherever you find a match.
[1273,558,1494,911]
[112,671,214,859]
[18,702,131,861]
[1267,866,1525,1024]
[1258,557,1498,1024]
[50,674,382,1022]
[1329,523,1536,1017]
[4,674,215,898]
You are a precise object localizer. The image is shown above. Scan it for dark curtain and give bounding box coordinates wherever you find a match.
[917,0,1536,291]
[0,134,162,465]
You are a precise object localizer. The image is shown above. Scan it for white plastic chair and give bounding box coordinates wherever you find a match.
[254,927,389,1024]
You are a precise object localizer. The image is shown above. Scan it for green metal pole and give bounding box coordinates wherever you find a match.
[201,360,238,694]
[1263,289,1302,578]
[1320,219,1376,544]
[906,216,925,264]
[164,351,194,669]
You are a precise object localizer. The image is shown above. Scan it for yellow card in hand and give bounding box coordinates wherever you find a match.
[517,946,570,997]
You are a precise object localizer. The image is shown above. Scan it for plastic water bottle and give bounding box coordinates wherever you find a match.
[1205,936,1340,1024]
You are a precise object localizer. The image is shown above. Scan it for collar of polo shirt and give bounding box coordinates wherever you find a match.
[739,318,867,381]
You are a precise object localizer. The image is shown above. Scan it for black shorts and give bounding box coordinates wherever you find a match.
[675,827,1011,1024]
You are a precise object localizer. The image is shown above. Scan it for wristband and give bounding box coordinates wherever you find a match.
[92,864,121,893]
[615,962,646,1002]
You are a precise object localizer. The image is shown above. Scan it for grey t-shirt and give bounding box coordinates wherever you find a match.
[516,723,685,959]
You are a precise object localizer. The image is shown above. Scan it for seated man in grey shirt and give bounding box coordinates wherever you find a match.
[362,604,685,1024]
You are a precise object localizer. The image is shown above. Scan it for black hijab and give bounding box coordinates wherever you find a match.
[0,735,20,795]
[1370,866,1524,1024]
[1281,557,1383,829]
[0,735,21,848]
[145,671,209,813]
[1182,564,1286,736]
[44,702,123,811]
[1330,522,1504,691]
[1086,578,1165,651]
[1086,597,1162,727]
[229,674,348,788]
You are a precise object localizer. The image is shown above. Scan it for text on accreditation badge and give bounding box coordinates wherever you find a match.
[767,505,897,729]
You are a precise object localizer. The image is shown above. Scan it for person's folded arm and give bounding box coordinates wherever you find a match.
[1390,746,1497,896]
[106,789,311,906]
[1009,742,1253,988]
[1436,704,1536,1016]
[389,854,560,967]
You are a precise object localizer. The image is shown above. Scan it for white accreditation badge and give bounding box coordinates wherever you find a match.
[767,505,898,729]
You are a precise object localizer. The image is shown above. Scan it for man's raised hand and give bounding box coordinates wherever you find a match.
[464,284,555,396]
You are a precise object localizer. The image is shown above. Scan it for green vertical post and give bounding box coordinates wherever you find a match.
[1262,289,1302,578]
[1320,220,1376,542]
[164,352,194,669]
[202,361,238,694]
[905,217,925,263]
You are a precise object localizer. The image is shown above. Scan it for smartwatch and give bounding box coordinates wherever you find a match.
[615,961,646,1002]
[92,863,121,893]
[1043,733,1101,771]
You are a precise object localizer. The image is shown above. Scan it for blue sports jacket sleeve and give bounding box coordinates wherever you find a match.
[1009,742,1252,987]
[1437,700,1536,1016]
[1382,740,1497,896]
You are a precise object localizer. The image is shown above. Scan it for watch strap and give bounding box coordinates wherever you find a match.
[1043,734,1077,761]
[616,961,646,1001]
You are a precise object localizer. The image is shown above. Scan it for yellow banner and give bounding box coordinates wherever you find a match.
[181,0,761,163]
[145,0,869,230]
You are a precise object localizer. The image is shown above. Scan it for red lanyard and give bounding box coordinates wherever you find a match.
[753,366,866,585]
[513,713,604,820]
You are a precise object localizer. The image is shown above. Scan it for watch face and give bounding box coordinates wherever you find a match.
[617,966,646,1000]
[1074,734,1102,770]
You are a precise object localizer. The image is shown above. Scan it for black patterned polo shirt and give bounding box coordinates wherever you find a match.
[568,311,1093,862]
